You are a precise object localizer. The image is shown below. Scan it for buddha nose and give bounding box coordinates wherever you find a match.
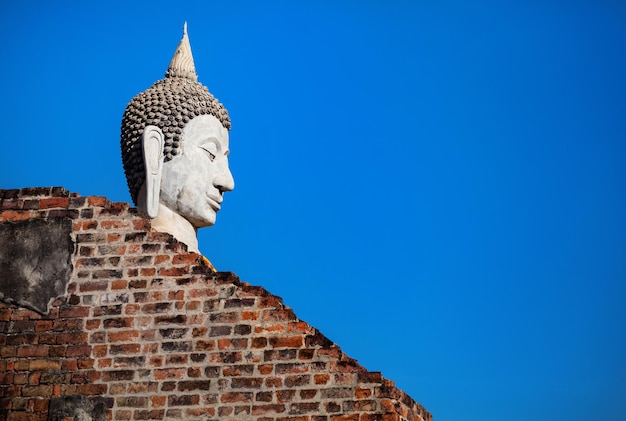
[214,165,235,193]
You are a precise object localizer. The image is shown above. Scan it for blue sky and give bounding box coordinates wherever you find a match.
[1,1,625,420]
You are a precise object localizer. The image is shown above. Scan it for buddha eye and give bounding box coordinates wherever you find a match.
[202,148,216,161]
[200,143,218,161]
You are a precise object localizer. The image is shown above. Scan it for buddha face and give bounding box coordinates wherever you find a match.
[158,114,234,227]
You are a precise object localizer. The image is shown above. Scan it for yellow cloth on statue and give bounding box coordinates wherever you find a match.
[201,255,216,272]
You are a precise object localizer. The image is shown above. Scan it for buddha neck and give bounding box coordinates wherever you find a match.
[150,204,199,253]
[137,186,199,253]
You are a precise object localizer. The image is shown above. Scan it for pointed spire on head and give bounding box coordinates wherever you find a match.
[166,22,198,81]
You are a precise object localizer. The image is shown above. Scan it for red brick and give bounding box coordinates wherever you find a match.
[16,345,49,358]
[222,364,254,377]
[97,358,112,368]
[151,396,166,407]
[299,389,318,400]
[0,210,31,222]
[140,267,156,276]
[0,308,11,321]
[314,374,330,385]
[39,197,69,209]
[241,311,260,321]
[133,409,164,420]
[177,380,211,391]
[77,359,95,369]
[356,387,373,398]
[79,282,108,293]
[290,402,320,413]
[269,336,303,348]
[108,330,139,342]
[284,375,310,388]
[102,370,134,382]
[34,321,53,332]
[111,280,128,290]
[58,332,88,344]
[93,345,108,357]
[217,338,248,350]
[29,360,61,371]
[87,196,109,206]
[159,267,188,276]
[21,385,53,397]
[77,384,107,396]
[100,220,131,229]
[251,404,286,415]
[107,233,122,242]
[32,398,49,412]
[265,377,283,388]
[335,373,356,385]
[154,368,185,380]
[66,345,92,357]
[263,309,296,322]
[221,392,253,403]
[86,319,101,330]
[168,394,199,406]
[172,254,201,264]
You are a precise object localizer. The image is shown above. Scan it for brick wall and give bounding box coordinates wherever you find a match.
[0,187,431,421]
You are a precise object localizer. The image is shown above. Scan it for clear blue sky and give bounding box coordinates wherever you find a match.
[1,1,625,420]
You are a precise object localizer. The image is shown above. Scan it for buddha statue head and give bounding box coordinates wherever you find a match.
[121,24,234,253]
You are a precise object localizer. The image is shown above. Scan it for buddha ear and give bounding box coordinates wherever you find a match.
[142,125,165,218]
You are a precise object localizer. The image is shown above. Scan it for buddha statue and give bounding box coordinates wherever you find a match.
[120,24,234,256]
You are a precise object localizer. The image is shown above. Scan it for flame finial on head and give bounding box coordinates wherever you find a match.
[166,22,197,81]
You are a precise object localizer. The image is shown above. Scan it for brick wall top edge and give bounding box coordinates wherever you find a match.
[0,186,72,199]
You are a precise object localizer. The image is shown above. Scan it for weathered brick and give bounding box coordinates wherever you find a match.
[168,394,199,406]
[159,328,188,339]
[222,364,254,377]
[16,345,48,358]
[57,332,88,344]
[277,390,297,402]
[231,377,264,389]
[221,392,253,403]
[284,375,311,388]
[224,298,256,308]
[289,402,320,414]
[92,269,123,279]
[270,336,303,348]
[209,325,232,336]
[107,330,139,342]
[217,338,248,350]
[161,341,191,352]
[172,254,201,264]
[21,385,52,397]
[178,380,211,391]
[154,314,186,324]
[65,345,92,357]
[39,197,69,209]
[102,370,134,381]
[29,360,61,371]
[113,356,145,368]
[154,368,185,380]
[133,410,165,420]
[252,404,286,416]
[159,266,188,276]
[209,312,238,323]
[103,318,133,329]
[117,396,148,407]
